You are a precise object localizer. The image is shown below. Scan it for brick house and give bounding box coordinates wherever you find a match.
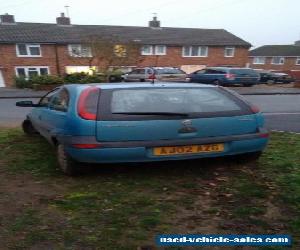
[0,13,251,87]
[248,42,300,78]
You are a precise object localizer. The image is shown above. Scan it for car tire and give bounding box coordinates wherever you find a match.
[244,84,254,87]
[267,80,274,84]
[140,79,145,82]
[232,151,262,164]
[212,80,221,86]
[22,119,39,136]
[57,144,81,176]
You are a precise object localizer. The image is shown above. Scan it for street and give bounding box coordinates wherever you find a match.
[0,95,299,132]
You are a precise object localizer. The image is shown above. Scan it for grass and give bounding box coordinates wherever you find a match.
[0,128,299,249]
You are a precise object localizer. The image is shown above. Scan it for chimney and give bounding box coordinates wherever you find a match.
[149,15,160,28]
[0,13,15,24]
[56,12,71,26]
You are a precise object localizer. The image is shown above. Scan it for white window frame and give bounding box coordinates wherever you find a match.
[68,44,92,57]
[16,44,42,57]
[15,66,50,79]
[296,57,300,65]
[141,45,167,55]
[182,46,208,57]
[154,45,166,55]
[224,47,235,57]
[271,57,285,65]
[253,56,266,65]
[141,45,153,55]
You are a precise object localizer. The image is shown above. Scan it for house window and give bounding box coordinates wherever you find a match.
[141,45,153,55]
[253,57,266,64]
[155,45,166,55]
[271,57,285,65]
[65,66,97,75]
[15,66,49,79]
[182,46,208,57]
[296,57,300,65]
[141,45,166,55]
[16,44,41,57]
[68,44,92,57]
[224,47,235,57]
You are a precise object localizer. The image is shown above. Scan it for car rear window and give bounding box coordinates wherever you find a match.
[98,87,251,120]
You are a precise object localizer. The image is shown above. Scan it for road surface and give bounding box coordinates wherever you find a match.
[0,95,299,132]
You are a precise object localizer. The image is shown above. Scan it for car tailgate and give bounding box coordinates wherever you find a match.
[95,115,258,142]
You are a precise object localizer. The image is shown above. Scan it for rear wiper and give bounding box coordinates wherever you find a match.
[112,112,189,116]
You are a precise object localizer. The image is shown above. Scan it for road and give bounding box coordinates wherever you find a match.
[0,95,299,132]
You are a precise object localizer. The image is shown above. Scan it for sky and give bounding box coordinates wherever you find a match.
[0,0,299,48]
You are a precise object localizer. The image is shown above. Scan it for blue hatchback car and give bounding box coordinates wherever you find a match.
[187,67,260,86]
[16,83,269,175]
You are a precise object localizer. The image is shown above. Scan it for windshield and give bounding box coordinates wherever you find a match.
[110,88,241,114]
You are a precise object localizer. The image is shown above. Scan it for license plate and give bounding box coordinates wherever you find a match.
[153,144,224,156]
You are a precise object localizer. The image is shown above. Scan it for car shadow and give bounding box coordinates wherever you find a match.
[79,156,240,179]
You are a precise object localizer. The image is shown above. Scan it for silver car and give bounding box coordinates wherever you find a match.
[123,67,187,82]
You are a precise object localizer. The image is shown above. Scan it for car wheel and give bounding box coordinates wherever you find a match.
[57,144,80,176]
[212,80,221,86]
[232,151,262,164]
[244,84,254,87]
[140,79,145,82]
[22,119,39,136]
[267,80,274,84]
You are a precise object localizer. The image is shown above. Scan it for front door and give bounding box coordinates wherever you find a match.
[0,70,5,87]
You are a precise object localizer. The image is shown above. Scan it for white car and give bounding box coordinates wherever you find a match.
[123,67,187,82]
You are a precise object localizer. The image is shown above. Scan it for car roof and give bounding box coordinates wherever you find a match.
[207,67,254,70]
[66,82,216,90]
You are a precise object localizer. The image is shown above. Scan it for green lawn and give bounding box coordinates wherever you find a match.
[0,128,299,249]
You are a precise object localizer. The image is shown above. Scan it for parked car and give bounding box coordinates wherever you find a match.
[123,67,187,82]
[254,70,295,84]
[16,83,269,175]
[187,67,260,86]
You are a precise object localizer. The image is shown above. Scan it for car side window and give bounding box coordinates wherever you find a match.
[39,88,60,107]
[146,69,153,74]
[49,88,70,112]
[196,70,206,74]
[204,69,215,74]
[129,70,138,74]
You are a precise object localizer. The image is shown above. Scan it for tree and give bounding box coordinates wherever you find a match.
[79,35,144,81]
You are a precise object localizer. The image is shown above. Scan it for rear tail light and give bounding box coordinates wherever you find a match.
[225,73,236,80]
[77,87,100,120]
[250,105,260,113]
[148,74,156,80]
[259,133,269,138]
[71,143,101,149]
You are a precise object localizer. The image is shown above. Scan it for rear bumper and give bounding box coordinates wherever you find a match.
[62,131,269,164]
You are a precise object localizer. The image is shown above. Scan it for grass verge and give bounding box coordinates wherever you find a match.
[0,128,299,249]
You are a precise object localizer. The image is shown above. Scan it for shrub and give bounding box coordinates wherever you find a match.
[64,72,88,83]
[30,75,64,85]
[14,76,32,89]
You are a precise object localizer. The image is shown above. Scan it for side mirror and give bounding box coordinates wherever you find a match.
[16,101,39,107]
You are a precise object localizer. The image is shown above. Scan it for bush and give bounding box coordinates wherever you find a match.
[64,72,88,83]
[14,75,64,88]
[30,75,64,85]
[64,73,104,84]
[14,76,31,88]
